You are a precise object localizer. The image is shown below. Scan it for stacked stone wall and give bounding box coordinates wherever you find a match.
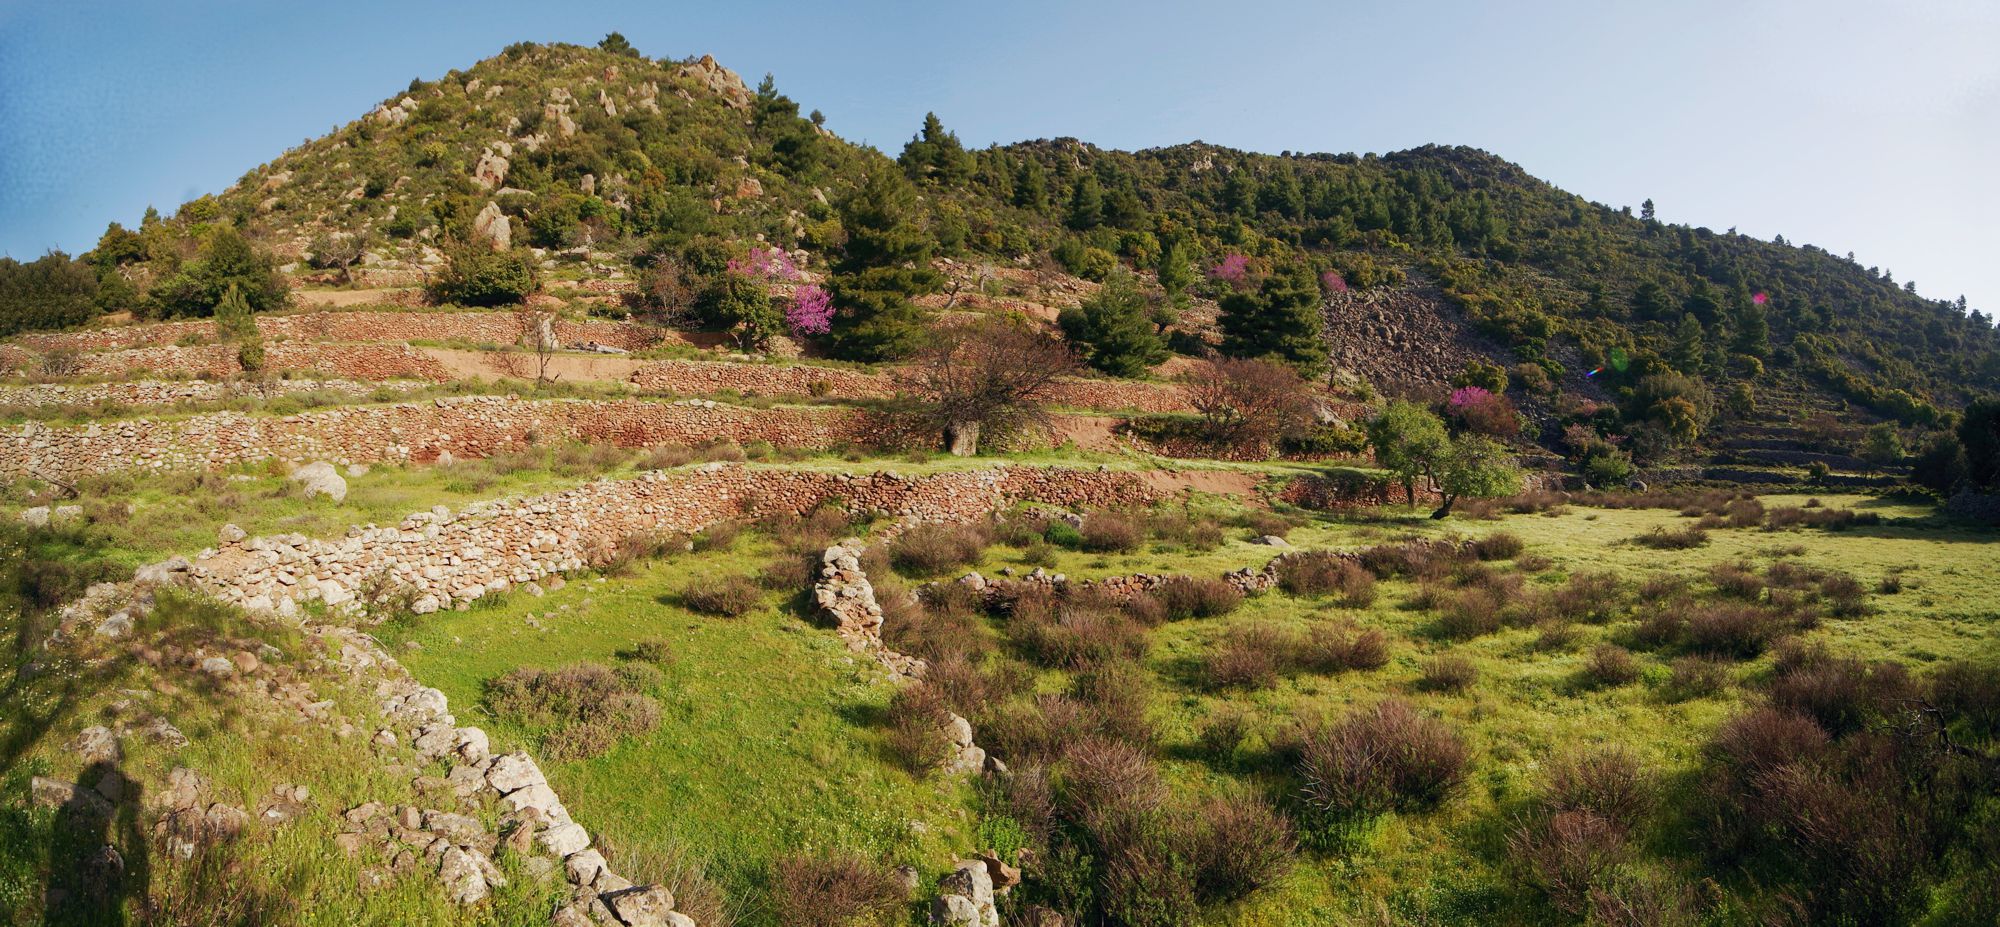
[0,378,428,410]
[628,360,1196,414]
[1,396,906,480]
[74,343,452,381]
[12,311,670,355]
[185,463,1162,616]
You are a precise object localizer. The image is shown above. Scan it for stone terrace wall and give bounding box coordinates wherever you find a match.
[77,343,452,381]
[11,311,670,355]
[0,378,429,411]
[187,463,1163,615]
[1,396,902,480]
[628,360,1195,413]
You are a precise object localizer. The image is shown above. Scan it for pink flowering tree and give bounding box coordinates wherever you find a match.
[1208,253,1251,287]
[1447,386,1492,409]
[1320,270,1348,294]
[728,247,801,282]
[786,284,834,336]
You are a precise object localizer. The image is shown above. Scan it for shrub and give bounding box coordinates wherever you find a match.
[1436,587,1505,639]
[885,683,955,771]
[1298,623,1390,673]
[1277,552,1376,606]
[680,575,763,617]
[1079,513,1143,553]
[1198,705,1255,762]
[1205,626,1291,690]
[1235,509,1294,539]
[483,663,660,760]
[1057,738,1167,831]
[767,851,909,927]
[1534,620,1581,652]
[1508,809,1628,916]
[757,550,817,591]
[1300,699,1469,817]
[1766,645,1914,736]
[617,638,674,665]
[1547,572,1627,623]
[1634,525,1708,550]
[1471,531,1525,561]
[888,523,988,575]
[1418,654,1478,693]
[1665,656,1730,700]
[1190,795,1297,902]
[1707,562,1766,600]
[1149,576,1243,620]
[1581,644,1641,687]
[1931,660,2000,735]
[428,244,540,306]
[1018,605,1147,669]
[1069,663,1156,746]
[1680,602,1782,658]
[1042,521,1085,549]
[1543,748,1653,828]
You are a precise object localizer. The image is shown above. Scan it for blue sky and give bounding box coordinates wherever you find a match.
[2,0,1995,311]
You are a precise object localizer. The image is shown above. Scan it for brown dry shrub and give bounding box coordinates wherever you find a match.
[1017,605,1147,669]
[766,851,908,927]
[1418,654,1478,693]
[1931,660,2000,735]
[1665,656,1731,701]
[884,683,955,772]
[887,523,989,575]
[1766,642,1914,736]
[1534,619,1581,652]
[484,662,660,760]
[680,574,763,617]
[1299,699,1469,816]
[1080,513,1144,553]
[1680,602,1783,658]
[1204,626,1293,690]
[1544,747,1653,828]
[1708,561,1767,600]
[1057,738,1167,832]
[1508,809,1629,916]
[1189,795,1297,903]
[1277,552,1376,606]
[1548,571,1627,623]
[690,518,743,552]
[1298,623,1389,673]
[1581,644,1642,687]
[1472,531,1526,561]
[1436,587,1505,639]
[1634,525,1709,550]
[1198,705,1255,762]
[1149,575,1242,620]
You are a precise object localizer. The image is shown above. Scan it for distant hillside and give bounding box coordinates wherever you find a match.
[51,37,2000,463]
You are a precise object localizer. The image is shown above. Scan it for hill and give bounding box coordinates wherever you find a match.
[19,35,2000,474]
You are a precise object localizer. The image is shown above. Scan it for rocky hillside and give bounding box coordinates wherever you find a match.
[72,37,2000,472]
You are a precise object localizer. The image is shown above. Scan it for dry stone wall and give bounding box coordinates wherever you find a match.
[74,343,452,381]
[1,396,902,480]
[629,360,1197,414]
[11,311,670,356]
[183,463,1162,617]
[0,378,429,410]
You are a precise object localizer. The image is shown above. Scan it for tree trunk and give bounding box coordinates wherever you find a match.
[1431,494,1457,520]
[945,421,981,457]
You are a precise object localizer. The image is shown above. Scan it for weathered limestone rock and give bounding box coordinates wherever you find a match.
[602,883,675,926]
[472,201,511,250]
[290,461,348,503]
[71,725,121,765]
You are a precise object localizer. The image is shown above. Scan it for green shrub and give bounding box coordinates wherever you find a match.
[427,244,540,306]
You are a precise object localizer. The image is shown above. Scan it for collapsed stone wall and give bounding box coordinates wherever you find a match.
[0,378,430,411]
[74,343,453,382]
[11,311,670,356]
[1,396,905,480]
[183,463,1161,618]
[1280,472,1441,509]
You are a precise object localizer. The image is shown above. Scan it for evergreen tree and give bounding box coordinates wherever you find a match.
[1631,281,1673,321]
[0,252,97,337]
[897,113,972,186]
[1640,198,1656,221]
[1066,175,1104,230]
[597,32,640,58]
[1013,158,1048,211]
[827,171,941,360]
[1058,270,1168,377]
[147,226,288,318]
[1366,401,1450,505]
[1671,314,1706,373]
[1732,297,1771,357]
[1218,263,1327,374]
[1156,237,1194,300]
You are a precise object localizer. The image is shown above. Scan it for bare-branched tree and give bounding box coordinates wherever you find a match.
[901,317,1077,456]
[1180,356,1312,454]
[511,308,561,388]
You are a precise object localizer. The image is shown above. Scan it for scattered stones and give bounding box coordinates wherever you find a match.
[70,726,121,765]
[218,523,247,545]
[289,461,349,503]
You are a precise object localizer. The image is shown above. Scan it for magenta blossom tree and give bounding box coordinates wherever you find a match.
[1448,386,1493,409]
[1321,270,1348,293]
[1209,253,1250,286]
[787,284,834,335]
[729,247,801,282]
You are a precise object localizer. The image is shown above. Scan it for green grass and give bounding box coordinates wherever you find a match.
[378,538,976,925]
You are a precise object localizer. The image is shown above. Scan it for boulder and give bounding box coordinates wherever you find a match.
[289,462,348,503]
[218,523,247,545]
[437,845,490,905]
[601,884,675,926]
[486,752,545,793]
[473,202,511,250]
[537,821,590,857]
[95,610,135,639]
[70,726,121,765]
[19,506,49,528]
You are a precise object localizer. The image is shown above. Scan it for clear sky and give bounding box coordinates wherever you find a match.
[2,0,1995,312]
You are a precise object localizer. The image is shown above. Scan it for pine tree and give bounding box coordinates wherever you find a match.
[897,113,972,186]
[1218,263,1327,374]
[1672,314,1706,372]
[1640,198,1656,221]
[1156,238,1194,299]
[1013,159,1048,211]
[1066,175,1104,230]
[827,171,941,360]
[1732,297,1771,357]
[1058,270,1167,377]
[597,32,640,58]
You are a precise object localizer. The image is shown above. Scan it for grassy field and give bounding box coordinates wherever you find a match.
[378,537,979,926]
